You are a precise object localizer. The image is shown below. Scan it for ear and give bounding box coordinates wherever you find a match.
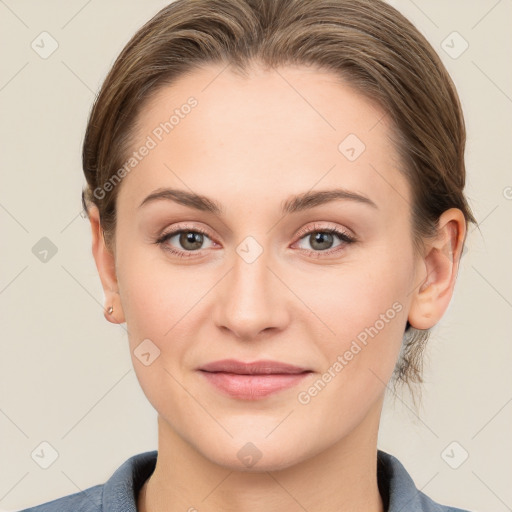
[408,208,466,330]
[89,205,126,324]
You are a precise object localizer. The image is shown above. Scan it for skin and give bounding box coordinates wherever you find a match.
[89,63,466,512]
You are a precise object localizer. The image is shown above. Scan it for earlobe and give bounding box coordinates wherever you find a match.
[88,205,126,324]
[408,208,466,331]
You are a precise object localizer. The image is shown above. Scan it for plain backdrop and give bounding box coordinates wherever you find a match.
[1,1,511,511]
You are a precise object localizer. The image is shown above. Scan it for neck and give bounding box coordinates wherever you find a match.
[139,401,385,512]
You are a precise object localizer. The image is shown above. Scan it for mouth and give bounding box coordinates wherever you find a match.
[197,359,313,400]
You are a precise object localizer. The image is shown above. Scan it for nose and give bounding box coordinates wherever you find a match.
[212,245,290,341]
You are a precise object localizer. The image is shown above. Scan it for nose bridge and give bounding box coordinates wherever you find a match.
[230,237,275,307]
[214,235,286,337]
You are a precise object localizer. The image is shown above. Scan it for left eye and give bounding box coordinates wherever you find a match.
[295,228,355,252]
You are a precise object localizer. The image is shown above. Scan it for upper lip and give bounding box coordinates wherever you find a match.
[199,359,311,375]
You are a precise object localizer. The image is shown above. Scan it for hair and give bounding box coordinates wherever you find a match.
[81,0,477,390]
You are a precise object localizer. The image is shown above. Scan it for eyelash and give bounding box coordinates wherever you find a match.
[154,222,356,259]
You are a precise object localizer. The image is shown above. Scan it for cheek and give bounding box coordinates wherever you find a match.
[116,246,211,365]
[117,239,186,325]
[293,248,412,377]
[309,257,408,323]
[115,253,196,414]
[291,264,410,434]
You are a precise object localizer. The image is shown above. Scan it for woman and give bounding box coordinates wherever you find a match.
[20,0,476,510]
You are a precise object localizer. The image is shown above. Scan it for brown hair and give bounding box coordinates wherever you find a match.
[81,0,477,389]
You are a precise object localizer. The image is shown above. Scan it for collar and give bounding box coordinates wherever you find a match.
[100,449,466,512]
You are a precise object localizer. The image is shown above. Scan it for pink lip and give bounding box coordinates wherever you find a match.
[198,359,312,400]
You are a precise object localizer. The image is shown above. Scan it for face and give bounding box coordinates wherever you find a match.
[109,64,419,470]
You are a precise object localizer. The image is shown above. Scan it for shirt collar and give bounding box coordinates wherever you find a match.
[102,450,157,512]
[101,449,447,512]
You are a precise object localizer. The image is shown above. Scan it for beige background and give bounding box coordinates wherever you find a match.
[1,0,511,510]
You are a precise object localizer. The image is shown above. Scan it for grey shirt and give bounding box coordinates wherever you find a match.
[18,450,471,511]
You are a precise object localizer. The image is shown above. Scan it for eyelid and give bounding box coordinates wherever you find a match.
[158,221,212,235]
[294,222,355,242]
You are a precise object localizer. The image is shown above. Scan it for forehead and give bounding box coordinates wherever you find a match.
[119,63,410,215]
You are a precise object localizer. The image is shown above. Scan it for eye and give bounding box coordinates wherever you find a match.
[154,222,356,259]
[293,223,356,256]
[155,224,216,258]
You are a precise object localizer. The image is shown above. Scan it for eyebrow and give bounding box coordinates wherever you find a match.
[138,187,378,214]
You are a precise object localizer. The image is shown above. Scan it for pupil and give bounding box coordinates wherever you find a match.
[182,231,203,250]
[312,232,332,250]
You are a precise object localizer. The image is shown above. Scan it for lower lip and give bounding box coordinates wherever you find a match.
[199,371,311,400]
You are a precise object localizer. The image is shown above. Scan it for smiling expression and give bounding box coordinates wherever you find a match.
[107,63,419,470]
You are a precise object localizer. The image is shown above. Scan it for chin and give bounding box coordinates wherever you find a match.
[194,433,315,473]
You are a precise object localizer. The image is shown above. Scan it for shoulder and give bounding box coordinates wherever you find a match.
[15,484,103,512]
[377,450,473,512]
[16,450,158,512]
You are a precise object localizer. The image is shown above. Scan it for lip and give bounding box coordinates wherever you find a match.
[198,359,312,400]
[199,359,310,374]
